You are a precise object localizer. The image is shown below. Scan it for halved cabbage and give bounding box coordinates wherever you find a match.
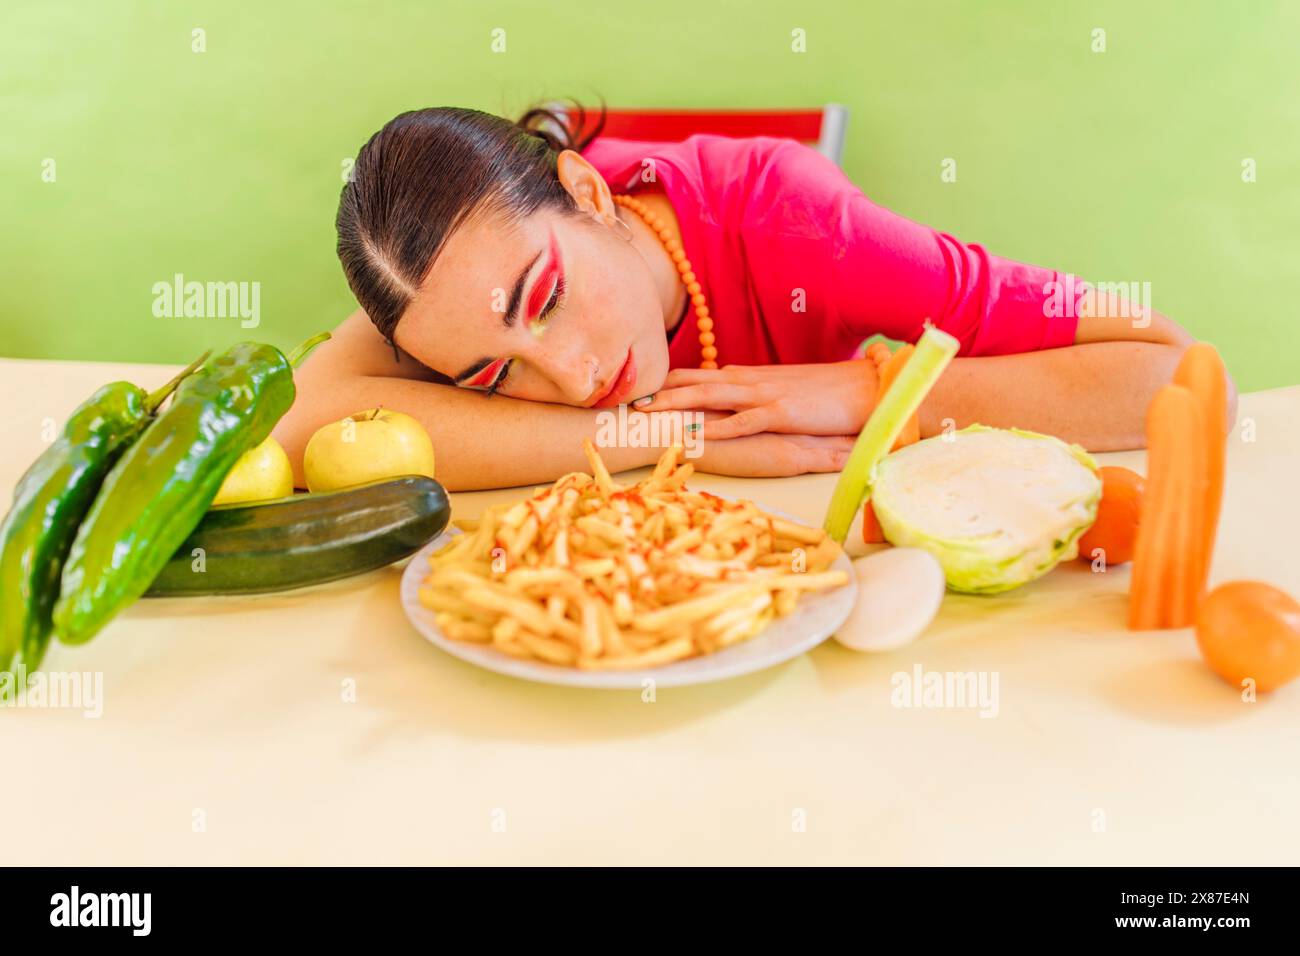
[870,426,1101,594]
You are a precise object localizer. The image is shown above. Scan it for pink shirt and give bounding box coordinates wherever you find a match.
[584,135,1082,370]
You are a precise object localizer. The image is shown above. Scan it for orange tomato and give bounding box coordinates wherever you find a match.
[1196,581,1300,692]
[1078,466,1144,566]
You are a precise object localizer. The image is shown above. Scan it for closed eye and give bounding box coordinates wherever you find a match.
[536,273,565,323]
[484,359,513,397]
[488,277,564,400]
[475,267,567,398]
[462,358,508,391]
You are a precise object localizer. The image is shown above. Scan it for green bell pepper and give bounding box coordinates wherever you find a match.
[53,341,307,645]
[0,355,206,682]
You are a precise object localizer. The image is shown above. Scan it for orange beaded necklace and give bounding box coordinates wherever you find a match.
[612,194,717,370]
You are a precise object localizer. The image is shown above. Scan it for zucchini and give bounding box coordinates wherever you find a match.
[145,476,450,596]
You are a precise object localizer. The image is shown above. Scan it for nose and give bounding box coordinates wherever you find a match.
[527,339,601,405]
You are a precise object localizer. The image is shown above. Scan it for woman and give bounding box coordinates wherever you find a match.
[276,104,1217,491]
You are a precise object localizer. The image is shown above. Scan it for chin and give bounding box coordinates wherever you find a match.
[636,344,671,397]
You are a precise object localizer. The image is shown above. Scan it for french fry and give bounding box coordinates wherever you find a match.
[595,597,629,657]
[613,589,634,627]
[769,518,825,545]
[663,528,703,555]
[422,589,498,625]
[773,589,799,617]
[419,439,849,670]
[513,514,540,555]
[573,558,618,579]
[463,587,556,637]
[576,636,694,670]
[663,463,693,490]
[436,614,492,643]
[579,598,603,658]
[701,591,773,636]
[493,616,521,644]
[518,632,578,666]
[718,608,772,647]
[754,570,850,592]
[576,515,626,546]
[583,438,618,497]
[632,584,761,632]
[493,637,532,659]
[504,567,575,590]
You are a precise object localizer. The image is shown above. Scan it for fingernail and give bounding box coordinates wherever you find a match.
[632,395,653,408]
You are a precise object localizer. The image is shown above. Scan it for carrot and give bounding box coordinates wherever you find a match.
[1172,343,1227,593]
[876,344,921,450]
[859,343,921,540]
[861,499,886,544]
[1128,385,1208,629]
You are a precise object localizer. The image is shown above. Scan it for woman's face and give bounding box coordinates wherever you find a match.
[394,196,671,409]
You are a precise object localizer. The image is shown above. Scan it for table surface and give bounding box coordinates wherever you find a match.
[3,357,1298,866]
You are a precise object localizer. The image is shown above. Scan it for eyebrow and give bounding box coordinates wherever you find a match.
[451,247,543,385]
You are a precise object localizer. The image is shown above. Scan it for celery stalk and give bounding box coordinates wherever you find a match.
[823,326,960,543]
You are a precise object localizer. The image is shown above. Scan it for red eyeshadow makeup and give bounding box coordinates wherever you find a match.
[525,232,562,322]
[464,358,507,390]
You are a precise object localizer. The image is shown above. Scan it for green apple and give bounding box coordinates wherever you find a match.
[212,436,294,506]
[304,407,436,493]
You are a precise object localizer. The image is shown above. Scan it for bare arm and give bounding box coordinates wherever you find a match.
[274,311,855,490]
[273,311,664,491]
[920,291,1237,451]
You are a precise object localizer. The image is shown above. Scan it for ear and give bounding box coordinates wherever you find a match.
[555,149,615,217]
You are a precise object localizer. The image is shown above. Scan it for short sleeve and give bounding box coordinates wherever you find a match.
[771,143,1083,356]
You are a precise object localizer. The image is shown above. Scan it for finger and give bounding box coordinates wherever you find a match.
[800,439,852,473]
[660,364,766,387]
[660,367,728,388]
[633,383,754,412]
[701,405,780,441]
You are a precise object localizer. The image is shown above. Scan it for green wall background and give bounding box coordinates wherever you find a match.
[4,0,1297,389]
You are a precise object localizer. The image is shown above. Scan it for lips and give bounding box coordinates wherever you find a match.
[591,349,638,408]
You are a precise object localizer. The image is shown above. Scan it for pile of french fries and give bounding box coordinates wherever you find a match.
[419,441,849,671]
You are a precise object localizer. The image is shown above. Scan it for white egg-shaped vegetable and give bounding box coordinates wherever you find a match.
[835,547,946,652]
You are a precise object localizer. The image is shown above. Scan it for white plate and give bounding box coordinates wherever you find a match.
[399,503,858,689]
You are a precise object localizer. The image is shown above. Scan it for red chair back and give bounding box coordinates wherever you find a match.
[561,105,848,167]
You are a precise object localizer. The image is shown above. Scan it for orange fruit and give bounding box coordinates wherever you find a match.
[1078,466,1144,565]
[1196,581,1300,692]
[861,500,886,545]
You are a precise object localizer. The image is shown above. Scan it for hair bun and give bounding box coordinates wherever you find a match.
[515,99,606,154]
